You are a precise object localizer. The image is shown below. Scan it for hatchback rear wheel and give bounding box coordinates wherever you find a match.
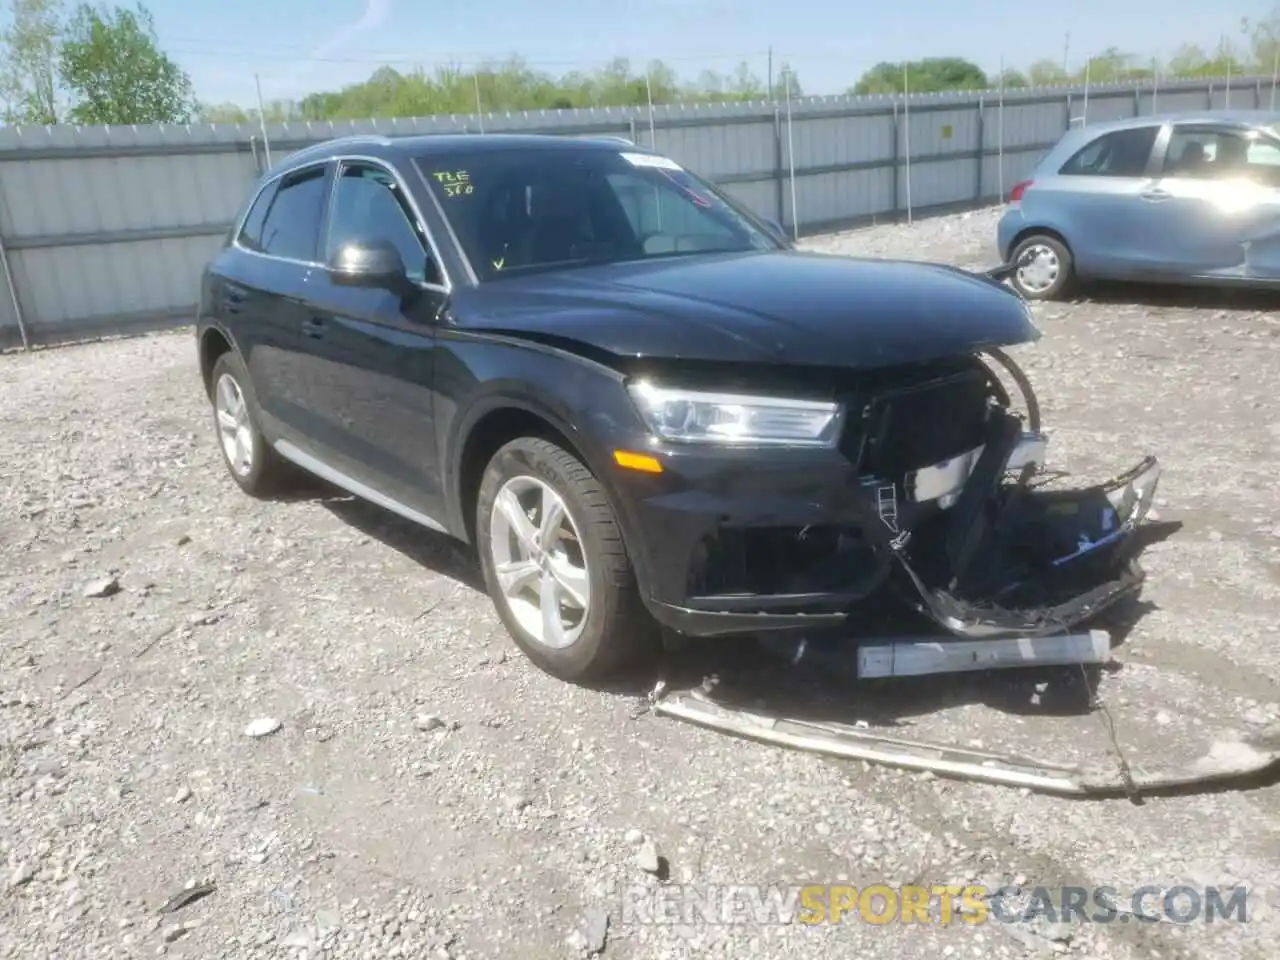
[1010,233,1074,301]
[475,436,658,682]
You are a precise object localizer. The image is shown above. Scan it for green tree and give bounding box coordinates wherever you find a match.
[996,68,1028,89]
[1073,47,1155,83]
[274,56,797,120]
[1242,8,1280,71]
[58,2,196,124]
[1026,59,1069,86]
[1,0,64,123]
[850,57,987,95]
[1167,43,1211,76]
[776,62,802,98]
[197,101,248,123]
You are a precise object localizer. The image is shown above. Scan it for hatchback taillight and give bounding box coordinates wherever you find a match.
[1009,180,1033,203]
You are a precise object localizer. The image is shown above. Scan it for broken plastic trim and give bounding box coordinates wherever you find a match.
[865,389,1162,641]
[653,690,1280,797]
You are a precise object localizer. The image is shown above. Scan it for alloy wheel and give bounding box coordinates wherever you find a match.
[489,475,591,649]
[215,373,254,476]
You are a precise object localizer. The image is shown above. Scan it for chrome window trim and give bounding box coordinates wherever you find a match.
[230,159,330,268]
[228,152,454,294]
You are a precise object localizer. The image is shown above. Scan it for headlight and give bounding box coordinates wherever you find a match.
[627,381,844,447]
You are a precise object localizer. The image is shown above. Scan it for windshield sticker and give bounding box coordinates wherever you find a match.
[621,151,682,171]
[432,170,474,198]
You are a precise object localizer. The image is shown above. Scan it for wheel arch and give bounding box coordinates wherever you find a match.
[448,392,657,599]
[1010,225,1073,259]
[198,324,240,397]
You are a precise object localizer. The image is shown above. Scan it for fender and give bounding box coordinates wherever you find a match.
[441,337,657,596]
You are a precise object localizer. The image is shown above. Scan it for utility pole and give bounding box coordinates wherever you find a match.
[1063,33,1070,76]
[767,46,774,101]
[254,73,273,169]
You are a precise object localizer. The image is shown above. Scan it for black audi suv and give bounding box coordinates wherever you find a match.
[196,133,1159,682]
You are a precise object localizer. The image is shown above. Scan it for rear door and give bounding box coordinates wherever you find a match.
[1140,123,1280,279]
[230,162,333,444]
[294,157,450,521]
[1040,123,1163,277]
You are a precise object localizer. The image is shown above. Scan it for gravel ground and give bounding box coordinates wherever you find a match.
[3,206,1280,960]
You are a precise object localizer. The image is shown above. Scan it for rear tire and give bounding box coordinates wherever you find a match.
[1009,233,1075,301]
[476,436,658,682]
[208,351,295,497]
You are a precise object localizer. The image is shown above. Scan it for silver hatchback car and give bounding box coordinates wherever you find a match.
[996,110,1280,300]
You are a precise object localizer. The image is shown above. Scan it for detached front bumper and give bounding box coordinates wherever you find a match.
[632,408,1159,641]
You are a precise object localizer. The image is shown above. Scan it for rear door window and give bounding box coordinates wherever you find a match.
[1058,126,1159,177]
[258,165,329,263]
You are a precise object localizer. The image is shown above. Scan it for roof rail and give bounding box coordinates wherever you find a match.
[562,133,636,145]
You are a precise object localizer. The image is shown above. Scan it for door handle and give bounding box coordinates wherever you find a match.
[302,317,326,339]
[1140,188,1171,202]
[222,285,247,314]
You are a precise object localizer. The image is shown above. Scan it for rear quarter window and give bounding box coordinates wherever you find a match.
[235,181,277,252]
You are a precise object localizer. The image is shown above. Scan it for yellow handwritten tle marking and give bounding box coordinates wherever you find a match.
[433,170,474,197]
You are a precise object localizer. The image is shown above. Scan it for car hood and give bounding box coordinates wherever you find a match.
[452,250,1040,367]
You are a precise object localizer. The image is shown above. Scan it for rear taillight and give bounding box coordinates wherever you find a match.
[1009,180,1033,203]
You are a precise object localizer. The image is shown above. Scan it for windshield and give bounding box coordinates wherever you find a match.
[414,147,780,280]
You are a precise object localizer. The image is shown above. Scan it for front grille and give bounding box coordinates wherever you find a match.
[840,361,994,480]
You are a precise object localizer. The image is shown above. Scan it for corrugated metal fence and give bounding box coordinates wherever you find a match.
[0,74,1264,350]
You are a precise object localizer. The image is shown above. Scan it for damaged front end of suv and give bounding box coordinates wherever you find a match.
[851,345,1160,640]
[633,307,1160,647]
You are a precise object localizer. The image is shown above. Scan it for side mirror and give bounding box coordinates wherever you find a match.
[327,239,412,293]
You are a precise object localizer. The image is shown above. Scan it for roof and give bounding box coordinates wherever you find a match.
[1077,109,1280,135]
[264,132,647,180]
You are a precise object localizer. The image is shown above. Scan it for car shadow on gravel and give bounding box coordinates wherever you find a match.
[276,475,488,592]
[653,542,1175,731]
[662,629,1111,732]
[1074,280,1280,311]
[277,474,1177,728]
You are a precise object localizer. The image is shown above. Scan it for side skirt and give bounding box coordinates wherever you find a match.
[273,438,452,537]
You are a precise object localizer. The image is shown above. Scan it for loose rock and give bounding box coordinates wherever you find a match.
[243,718,282,738]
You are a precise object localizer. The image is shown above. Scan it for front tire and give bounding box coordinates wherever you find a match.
[1009,233,1075,301]
[208,351,294,496]
[475,437,657,682]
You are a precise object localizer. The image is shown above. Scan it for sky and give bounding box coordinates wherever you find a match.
[139,0,1262,108]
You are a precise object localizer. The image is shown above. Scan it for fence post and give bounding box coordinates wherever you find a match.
[890,101,900,217]
[0,229,28,351]
[974,97,984,204]
[772,107,785,228]
[0,161,30,350]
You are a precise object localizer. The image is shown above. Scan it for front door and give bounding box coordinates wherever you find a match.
[1140,124,1280,280]
[295,158,449,522]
